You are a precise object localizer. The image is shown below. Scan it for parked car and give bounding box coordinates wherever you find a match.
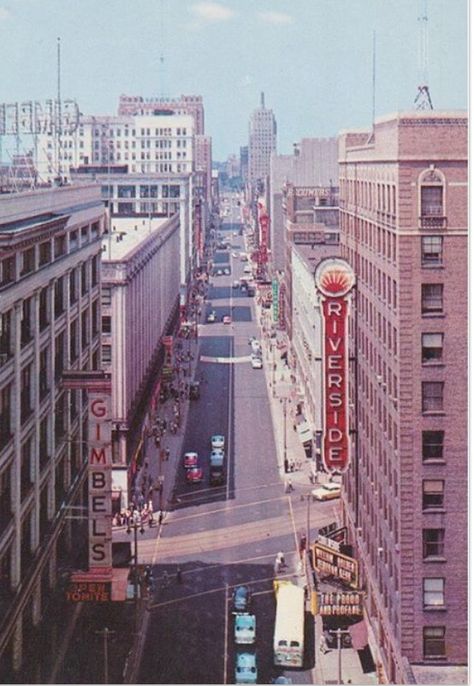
[186,466,204,483]
[243,265,252,274]
[211,434,225,450]
[234,614,256,644]
[235,652,257,684]
[207,310,217,323]
[233,280,240,289]
[233,585,251,613]
[223,315,232,324]
[250,355,263,369]
[311,482,342,501]
[183,452,198,469]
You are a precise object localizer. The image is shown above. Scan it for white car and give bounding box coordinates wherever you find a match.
[311,482,342,501]
[243,265,252,274]
[211,434,225,449]
[250,355,262,369]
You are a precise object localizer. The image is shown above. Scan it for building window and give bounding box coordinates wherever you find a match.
[423,627,446,659]
[0,310,12,361]
[422,431,444,461]
[101,287,112,307]
[422,382,444,413]
[421,185,443,217]
[39,417,49,470]
[102,316,111,334]
[20,437,34,499]
[20,364,32,423]
[55,332,65,381]
[421,236,443,266]
[54,235,66,259]
[423,529,445,559]
[21,247,35,276]
[0,255,16,287]
[0,384,12,448]
[69,271,77,304]
[102,345,112,364]
[421,284,443,315]
[39,287,49,331]
[422,480,444,510]
[21,298,32,346]
[39,240,52,266]
[81,263,88,296]
[39,348,49,399]
[54,278,64,318]
[422,333,443,363]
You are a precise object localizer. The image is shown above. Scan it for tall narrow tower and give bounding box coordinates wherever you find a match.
[414,0,434,110]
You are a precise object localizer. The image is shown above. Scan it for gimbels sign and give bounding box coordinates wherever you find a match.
[315,258,355,473]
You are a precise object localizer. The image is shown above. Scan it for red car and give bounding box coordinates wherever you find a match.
[183,451,199,469]
[186,466,204,483]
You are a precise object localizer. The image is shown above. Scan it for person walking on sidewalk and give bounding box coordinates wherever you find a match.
[319,635,330,654]
[285,479,294,493]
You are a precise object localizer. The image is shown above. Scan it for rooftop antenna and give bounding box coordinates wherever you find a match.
[159,0,166,99]
[260,91,265,109]
[56,36,63,180]
[414,0,433,110]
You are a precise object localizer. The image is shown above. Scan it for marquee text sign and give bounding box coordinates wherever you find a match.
[314,258,355,473]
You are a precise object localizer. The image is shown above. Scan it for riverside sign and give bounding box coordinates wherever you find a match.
[315,258,355,474]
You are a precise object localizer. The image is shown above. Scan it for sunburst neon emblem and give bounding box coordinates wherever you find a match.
[315,258,355,297]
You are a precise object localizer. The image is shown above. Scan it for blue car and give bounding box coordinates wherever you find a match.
[233,585,251,613]
[235,652,257,684]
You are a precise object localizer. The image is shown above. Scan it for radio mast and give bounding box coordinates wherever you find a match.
[414,0,434,110]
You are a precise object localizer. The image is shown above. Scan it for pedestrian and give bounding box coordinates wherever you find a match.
[158,510,164,526]
[319,635,330,654]
[284,458,289,474]
[162,570,169,588]
[176,566,183,584]
[285,479,293,493]
[165,447,170,461]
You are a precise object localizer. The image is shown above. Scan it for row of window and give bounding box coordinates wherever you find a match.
[89,126,187,137]
[0,225,100,289]
[113,184,181,199]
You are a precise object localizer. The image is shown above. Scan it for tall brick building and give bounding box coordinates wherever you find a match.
[339,111,468,684]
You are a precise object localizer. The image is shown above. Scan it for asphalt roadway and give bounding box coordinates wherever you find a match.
[137,205,338,684]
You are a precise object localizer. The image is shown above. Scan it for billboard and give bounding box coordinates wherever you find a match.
[314,258,355,473]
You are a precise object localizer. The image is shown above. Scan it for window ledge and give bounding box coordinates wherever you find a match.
[421,313,445,318]
[422,459,446,466]
[423,605,447,612]
[422,411,446,417]
[421,361,444,368]
[421,265,444,270]
[423,556,447,563]
[422,508,447,514]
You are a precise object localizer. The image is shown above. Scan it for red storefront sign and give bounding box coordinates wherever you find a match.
[315,259,355,473]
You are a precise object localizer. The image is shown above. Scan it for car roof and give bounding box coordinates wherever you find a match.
[236,652,256,667]
[184,451,198,457]
[235,614,255,627]
[324,482,341,490]
[212,434,224,440]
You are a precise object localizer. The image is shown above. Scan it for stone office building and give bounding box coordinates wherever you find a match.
[0,184,105,681]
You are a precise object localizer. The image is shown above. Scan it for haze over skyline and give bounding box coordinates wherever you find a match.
[0,0,467,159]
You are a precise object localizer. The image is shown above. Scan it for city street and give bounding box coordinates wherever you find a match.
[136,204,338,684]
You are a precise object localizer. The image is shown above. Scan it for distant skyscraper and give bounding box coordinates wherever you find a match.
[248,92,277,188]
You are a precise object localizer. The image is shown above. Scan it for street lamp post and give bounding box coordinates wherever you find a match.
[127,519,145,601]
[280,397,288,469]
[329,628,351,685]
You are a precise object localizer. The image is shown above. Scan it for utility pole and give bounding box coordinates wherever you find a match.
[95,627,115,684]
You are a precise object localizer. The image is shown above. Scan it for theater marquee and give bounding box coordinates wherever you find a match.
[315,258,355,473]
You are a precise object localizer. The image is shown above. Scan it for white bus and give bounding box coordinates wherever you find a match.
[273,581,305,668]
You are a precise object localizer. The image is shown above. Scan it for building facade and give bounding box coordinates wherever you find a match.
[101,215,180,505]
[117,94,205,134]
[248,92,277,188]
[339,111,468,683]
[270,137,339,271]
[36,112,194,183]
[283,183,339,340]
[0,185,105,680]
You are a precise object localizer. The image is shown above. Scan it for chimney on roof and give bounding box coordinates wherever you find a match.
[260,92,265,109]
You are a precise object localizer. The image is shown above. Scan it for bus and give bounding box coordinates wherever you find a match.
[273,581,305,668]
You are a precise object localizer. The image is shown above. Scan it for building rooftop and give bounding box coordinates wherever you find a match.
[410,664,468,685]
[101,217,171,261]
[293,242,339,272]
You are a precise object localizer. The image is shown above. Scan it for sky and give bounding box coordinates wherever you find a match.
[0,0,468,160]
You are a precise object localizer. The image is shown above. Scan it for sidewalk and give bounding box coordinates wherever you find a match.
[255,299,378,686]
